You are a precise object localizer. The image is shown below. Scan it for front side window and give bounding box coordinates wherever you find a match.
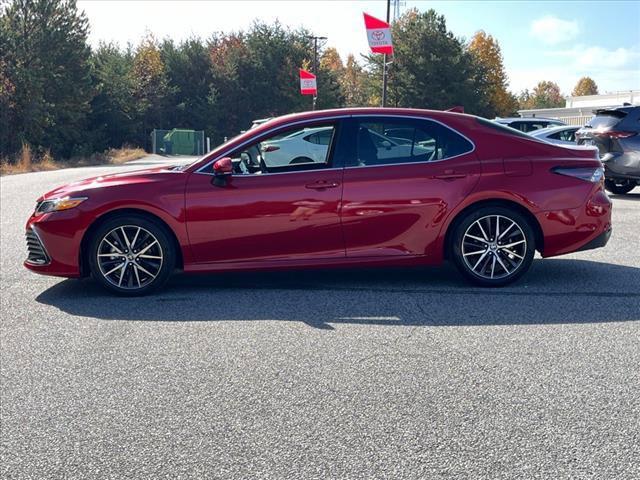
[350,118,473,167]
[226,124,337,174]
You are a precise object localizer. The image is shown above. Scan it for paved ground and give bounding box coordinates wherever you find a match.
[1,158,639,479]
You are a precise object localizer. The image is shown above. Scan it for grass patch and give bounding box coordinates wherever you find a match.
[0,145,147,176]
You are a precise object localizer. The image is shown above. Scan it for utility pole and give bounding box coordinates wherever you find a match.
[307,35,327,110]
[381,0,391,107]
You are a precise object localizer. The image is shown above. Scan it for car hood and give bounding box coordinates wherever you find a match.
[39,166,182,201]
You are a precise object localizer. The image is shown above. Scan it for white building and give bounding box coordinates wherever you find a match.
[517,90,640,126]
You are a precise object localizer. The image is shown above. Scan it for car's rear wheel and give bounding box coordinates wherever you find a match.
[88,215,175,296]
[451,206,535,287]
[604,179,635,195]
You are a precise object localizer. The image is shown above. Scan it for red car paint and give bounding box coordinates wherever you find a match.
[24,108,611,279]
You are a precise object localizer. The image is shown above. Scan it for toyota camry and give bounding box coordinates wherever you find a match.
[25,108,612,295]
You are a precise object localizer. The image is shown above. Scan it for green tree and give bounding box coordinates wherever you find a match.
[87,43,136,151]
[366,9,493,116]
[572,76,598,96]
[160,37,217,138]
[0,0,93,157]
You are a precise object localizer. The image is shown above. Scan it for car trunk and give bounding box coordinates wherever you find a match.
[575,110,627,158]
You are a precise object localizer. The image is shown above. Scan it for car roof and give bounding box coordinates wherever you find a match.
[594,105,639,115]
[187,107,481,172]
[530,125,579,137]
[494,117,564,123]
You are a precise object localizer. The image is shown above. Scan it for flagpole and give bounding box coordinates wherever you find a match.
[381,0,391,107]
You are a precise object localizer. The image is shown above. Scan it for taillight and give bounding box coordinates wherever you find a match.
[594,130,637,139]
[262,145,280,152]
[552,166,604,183]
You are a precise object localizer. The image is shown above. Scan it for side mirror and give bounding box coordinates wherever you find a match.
[213,157,233,176]
[212,157,233,187]
[381,140,392,150]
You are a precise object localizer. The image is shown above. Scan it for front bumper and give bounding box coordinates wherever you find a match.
[23,209,87,278]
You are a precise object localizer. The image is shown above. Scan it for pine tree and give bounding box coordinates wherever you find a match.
[0,0,93,157]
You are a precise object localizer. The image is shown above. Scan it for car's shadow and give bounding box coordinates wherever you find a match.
[36,258,640,329]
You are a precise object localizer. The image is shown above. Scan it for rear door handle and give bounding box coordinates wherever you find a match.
[305,181,340,190]
[430,169,467,180]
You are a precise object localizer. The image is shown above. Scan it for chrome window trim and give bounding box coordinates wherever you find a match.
[194,115,349,175]
[194,113,476,175]
[347,114,476,167]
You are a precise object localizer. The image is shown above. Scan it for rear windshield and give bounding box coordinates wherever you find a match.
[586,111,625,129]
[476,118,537,140]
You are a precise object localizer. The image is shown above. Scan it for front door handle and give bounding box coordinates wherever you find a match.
[305,181,340,190]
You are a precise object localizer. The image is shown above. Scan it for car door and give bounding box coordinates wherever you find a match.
[339,116,481,258]
[184,121,346,265]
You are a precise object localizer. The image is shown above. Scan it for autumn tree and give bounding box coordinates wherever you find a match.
[340,54,370,107]
[528,80,564,108]
[130,35,170,146]
[320,47,343,72]
[572,76,598,96]
[468,30,518,116]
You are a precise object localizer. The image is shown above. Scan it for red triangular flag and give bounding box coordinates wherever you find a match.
[363,13,393,55]
[299,69,317,96]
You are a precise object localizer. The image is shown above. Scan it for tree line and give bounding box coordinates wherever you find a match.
[0,0,599,162]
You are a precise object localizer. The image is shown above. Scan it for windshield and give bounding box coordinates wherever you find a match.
[585,112,624,130]
[175,133,245,170]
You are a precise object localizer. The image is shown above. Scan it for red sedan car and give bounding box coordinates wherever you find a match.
[25,108,612,295]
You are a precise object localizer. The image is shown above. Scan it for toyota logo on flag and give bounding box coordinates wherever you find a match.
[363,13,393,55]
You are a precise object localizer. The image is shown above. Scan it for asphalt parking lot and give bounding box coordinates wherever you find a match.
[1,159,639,479]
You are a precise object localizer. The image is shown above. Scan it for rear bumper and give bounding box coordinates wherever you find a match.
[602,151,640,181]
[575,226,611,253]
[537,186,612,258]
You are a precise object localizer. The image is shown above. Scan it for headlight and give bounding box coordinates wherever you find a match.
[35,196,88,215]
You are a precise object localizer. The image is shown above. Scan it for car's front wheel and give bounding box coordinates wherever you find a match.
[451,206,535,287]
[604,179,635,195]
[88,215,175,295]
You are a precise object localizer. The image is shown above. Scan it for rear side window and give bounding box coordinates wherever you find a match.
[549,129,576,142]
[350,118,473,167]
[511,121,550,132]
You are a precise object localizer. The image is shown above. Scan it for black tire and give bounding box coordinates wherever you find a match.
[604,179,635,195]
[451,206,536,287]
[289,156,313,165]
[88,214,175,296]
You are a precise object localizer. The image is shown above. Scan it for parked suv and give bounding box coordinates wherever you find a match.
[494,117,565,133]
[576,106,640,194]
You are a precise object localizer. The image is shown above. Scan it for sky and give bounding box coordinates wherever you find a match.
[78,0,640,95]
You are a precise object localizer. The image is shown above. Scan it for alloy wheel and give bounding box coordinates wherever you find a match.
[96,225,164,290]
[461,215,527,280]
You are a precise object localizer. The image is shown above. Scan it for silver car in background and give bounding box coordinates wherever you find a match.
[530,125,580,146]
